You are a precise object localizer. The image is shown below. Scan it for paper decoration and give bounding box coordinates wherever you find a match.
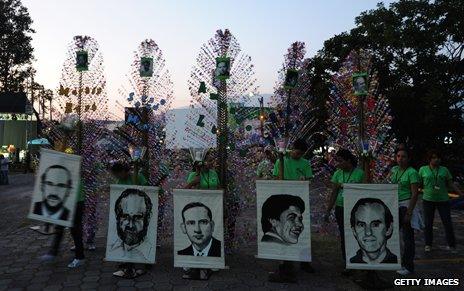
[76,50,89,71]
[215,56,231,80]
[352,72,368,96]
[140,57,154,77]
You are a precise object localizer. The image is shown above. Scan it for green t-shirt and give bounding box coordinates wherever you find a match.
[331,168,365,207]
[419,166,452,202]
[272,157,313,180]
[187,170,219,189]
[390,166,420,201]
[116,173,148,186]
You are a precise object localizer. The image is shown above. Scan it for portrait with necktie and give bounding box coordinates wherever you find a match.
[177,202,221,257]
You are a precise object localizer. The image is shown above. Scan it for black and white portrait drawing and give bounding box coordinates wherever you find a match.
[344,184,401,270]
[174,189,225,269]
[28,148,81,227]
[284,69,298,89]
[139,57,154,77]
[261,194,305,245]
[256,180,311,262]
[106,185,159,264]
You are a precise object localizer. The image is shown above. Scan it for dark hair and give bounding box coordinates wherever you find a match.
[426,149,440,161]
[114,188,153,242]
[261,194,305,233]
[395,148,410,157]
[181,202,212,222]
[111,162,130,174]
[293,139,308,152]
[336,149,358,168]
[350,198,393,239]
[41,165,72,188]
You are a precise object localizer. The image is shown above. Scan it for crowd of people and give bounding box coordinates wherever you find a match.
[25,138,462,282]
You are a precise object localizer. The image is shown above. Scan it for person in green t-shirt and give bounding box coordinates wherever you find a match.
[324,149,365,276]
[389,148,419,275]
[186,151,219,190]
[110,162,148,279]
[419,149,463,253]
[268,139,314,283]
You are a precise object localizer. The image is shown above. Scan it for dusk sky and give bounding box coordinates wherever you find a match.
[23,0,395,115]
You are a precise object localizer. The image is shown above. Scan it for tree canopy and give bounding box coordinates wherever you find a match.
[309,0,464,166]
[0,0,35,92]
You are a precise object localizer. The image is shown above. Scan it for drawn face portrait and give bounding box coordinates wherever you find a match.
[76,54,87,67]
[352,202,392,255]
[354,76,366,93]
[115,191,151,246]
[141,60,152,73]
[270,205,304,244]
[181,206,215,250]
[40,166,71,211]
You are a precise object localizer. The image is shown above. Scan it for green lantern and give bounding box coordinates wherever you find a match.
[352,72,368,96]
[76,51,89,72]
[198,81,207,93]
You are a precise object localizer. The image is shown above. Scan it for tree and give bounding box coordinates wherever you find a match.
[0,0,35,92]
[310,0,464,167]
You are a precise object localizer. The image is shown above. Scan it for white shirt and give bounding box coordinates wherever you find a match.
[193,238,213,257]
[41,203,64,220]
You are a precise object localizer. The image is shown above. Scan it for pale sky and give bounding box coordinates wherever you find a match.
[23,0,395,116]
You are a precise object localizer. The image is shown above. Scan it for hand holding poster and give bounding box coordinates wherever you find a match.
[28,148,82,227]
[256,180,311,262]
[173,189,225,269]
[105,185,159,264]
[343,184,401,270]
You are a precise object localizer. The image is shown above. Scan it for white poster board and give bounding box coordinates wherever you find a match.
[173,189,225,269]
[28,148,82,227]
[256,180,311,262]
[344,184,401,270]
[106,184,159,264]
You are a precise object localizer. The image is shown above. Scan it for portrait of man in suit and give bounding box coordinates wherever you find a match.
[178,202,221,257]
[261,194,305,245]
[33,165,72,221]
[349,197,398,264]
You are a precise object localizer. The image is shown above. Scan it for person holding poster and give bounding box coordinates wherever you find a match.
[419,150,463,253]
[182,150,220,280]
[110,162,149,279]
[39,143,86,269]
[268,139,314,283]
[324,149,365,276]
[389,148,420,275]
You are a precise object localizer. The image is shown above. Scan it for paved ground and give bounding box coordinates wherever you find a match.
[0,173,463,290]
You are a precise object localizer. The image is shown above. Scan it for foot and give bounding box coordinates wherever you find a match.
[39,254,56,262]
[300,262,315,273]
[70,246,75,251]
[67,258,85,268]
[268,271,297,283]
[396,268,413,275]
[113,268,135,279]
[87,243,96,251]
[182,268,200,279]
[424,245,432,252]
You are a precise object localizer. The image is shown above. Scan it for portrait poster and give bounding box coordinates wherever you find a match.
[76,50,89,72]
[256,180,311,262]
[173,189,225,269]
[28,148,82,227]
[105,184,159,264]
[139,57,154,77]
[284,69,299,90]
[352,72,368,96]
[344,184,401,270]
[214,56,230,80]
